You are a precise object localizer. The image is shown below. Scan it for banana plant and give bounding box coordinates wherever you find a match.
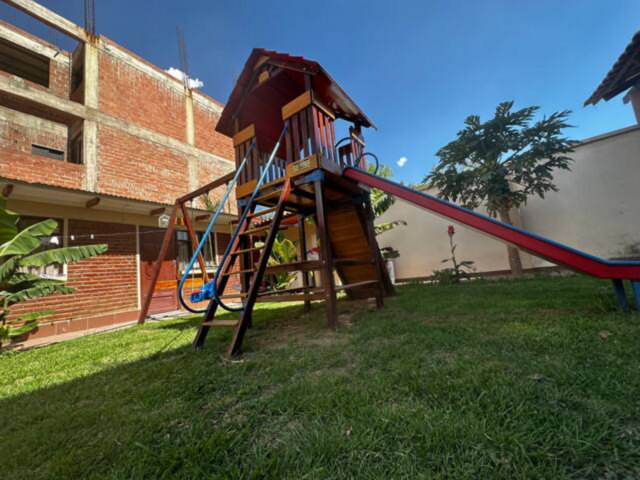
[0,196,108,345]
[370,163,407,236]
[255,233,298,290]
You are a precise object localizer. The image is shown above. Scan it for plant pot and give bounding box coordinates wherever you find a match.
[385,259,395,285]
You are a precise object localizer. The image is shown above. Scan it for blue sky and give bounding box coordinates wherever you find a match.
[3,0,639,183]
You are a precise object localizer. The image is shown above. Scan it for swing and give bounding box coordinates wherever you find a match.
[188,194,221,304]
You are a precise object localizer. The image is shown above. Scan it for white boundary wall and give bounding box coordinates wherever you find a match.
[377,125,640,280]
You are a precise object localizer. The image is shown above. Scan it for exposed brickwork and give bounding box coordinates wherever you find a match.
[2,20,239,342]
[193,100,234,159]
[194,156,237,214]
[11,220,138,327]
[97,125,190,204]
[48,59,71,98]
[0,116,84,190]
[98,48,187,142]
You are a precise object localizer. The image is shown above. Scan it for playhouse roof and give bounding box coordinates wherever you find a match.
[585,30,640,106]
[216,48,375,137]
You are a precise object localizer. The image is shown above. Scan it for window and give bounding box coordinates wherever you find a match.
[69,133,83,165]
[177,230,217,273]
[0,37,50,88]
[32,144,65,161]
[18,216,65,279]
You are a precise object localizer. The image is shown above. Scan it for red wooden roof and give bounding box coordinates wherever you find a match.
[585,30,640,106]
[216,48,375,137]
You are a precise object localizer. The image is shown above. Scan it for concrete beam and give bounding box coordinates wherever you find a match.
[1,0,88,42]
[0,74,85,121]
[0,21,69,62]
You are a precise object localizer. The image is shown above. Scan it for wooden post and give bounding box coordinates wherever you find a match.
[314,179,337,328]
[137,203,179,324]
[361,200,384,309]
[180,203,210,283]
[298,215,311,312]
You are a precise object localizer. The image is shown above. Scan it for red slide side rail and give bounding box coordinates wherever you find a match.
[344,168,640,280]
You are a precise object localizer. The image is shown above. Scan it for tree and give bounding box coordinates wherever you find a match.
[425,101,574,276]
[0,197,107,346]
[370,164,407,236]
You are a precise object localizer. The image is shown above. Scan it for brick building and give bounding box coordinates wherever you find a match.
[0,1,238,341]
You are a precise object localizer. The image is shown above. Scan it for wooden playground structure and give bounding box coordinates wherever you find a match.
[138,49,394,356]
[139,49,640,358]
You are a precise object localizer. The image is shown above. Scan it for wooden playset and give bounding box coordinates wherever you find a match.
[139,49,640,357]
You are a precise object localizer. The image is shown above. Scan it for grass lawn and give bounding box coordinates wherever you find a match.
[2,275,640,479]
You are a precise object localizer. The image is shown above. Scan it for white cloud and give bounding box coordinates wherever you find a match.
[166,67,204,89]
[397,156,408,167]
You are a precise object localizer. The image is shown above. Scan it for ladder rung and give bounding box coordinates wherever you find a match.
[241,223,287,236]
[233,246,263,255]
[222,268,256,276]
[255,190,282,204]
[201,320,238,327]
[249,206,279,218]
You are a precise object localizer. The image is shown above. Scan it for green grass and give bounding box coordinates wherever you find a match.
[2,276,640,479]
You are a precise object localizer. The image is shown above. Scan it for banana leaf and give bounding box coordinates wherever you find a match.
[4,283,75,306]
[0,199,19,245]
[0,219,58,257]
[21,244,108,267]
[0,256,19,283]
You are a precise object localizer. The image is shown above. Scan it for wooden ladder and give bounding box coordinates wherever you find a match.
[193,178,295,356]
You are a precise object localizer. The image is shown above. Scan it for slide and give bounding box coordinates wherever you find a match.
[343,167,640,281]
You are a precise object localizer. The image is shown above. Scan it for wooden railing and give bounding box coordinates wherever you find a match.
[233,90,368,190]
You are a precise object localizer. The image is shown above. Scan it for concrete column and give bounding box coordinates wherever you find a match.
[83,40,99,192]
[185,91,195,145]
[83,120,98,192]
[84,41,99,109]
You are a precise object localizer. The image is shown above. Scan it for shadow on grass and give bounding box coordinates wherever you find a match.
[1,302,328,479]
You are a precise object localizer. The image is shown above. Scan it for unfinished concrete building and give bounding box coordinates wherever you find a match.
[0,0,237,342]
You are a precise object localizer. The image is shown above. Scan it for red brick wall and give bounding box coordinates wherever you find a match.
[11,220,138,330]
[193,101,234,159]
[97,125,189,204]
[0,117,84,190]
[98,49,186,142]
[194,157,237,215]
[48,59,71,98]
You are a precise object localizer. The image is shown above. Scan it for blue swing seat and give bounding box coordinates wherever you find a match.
[190,280,215,303]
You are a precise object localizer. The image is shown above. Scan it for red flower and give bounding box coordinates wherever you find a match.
[448,225,455,237]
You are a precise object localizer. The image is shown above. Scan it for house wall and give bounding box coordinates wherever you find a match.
[0,105,84,190]
[0,21,235,206]
[9,218,140,337]
[0,12,238,341]
[7,199,238,340]
[377,125,640,281]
